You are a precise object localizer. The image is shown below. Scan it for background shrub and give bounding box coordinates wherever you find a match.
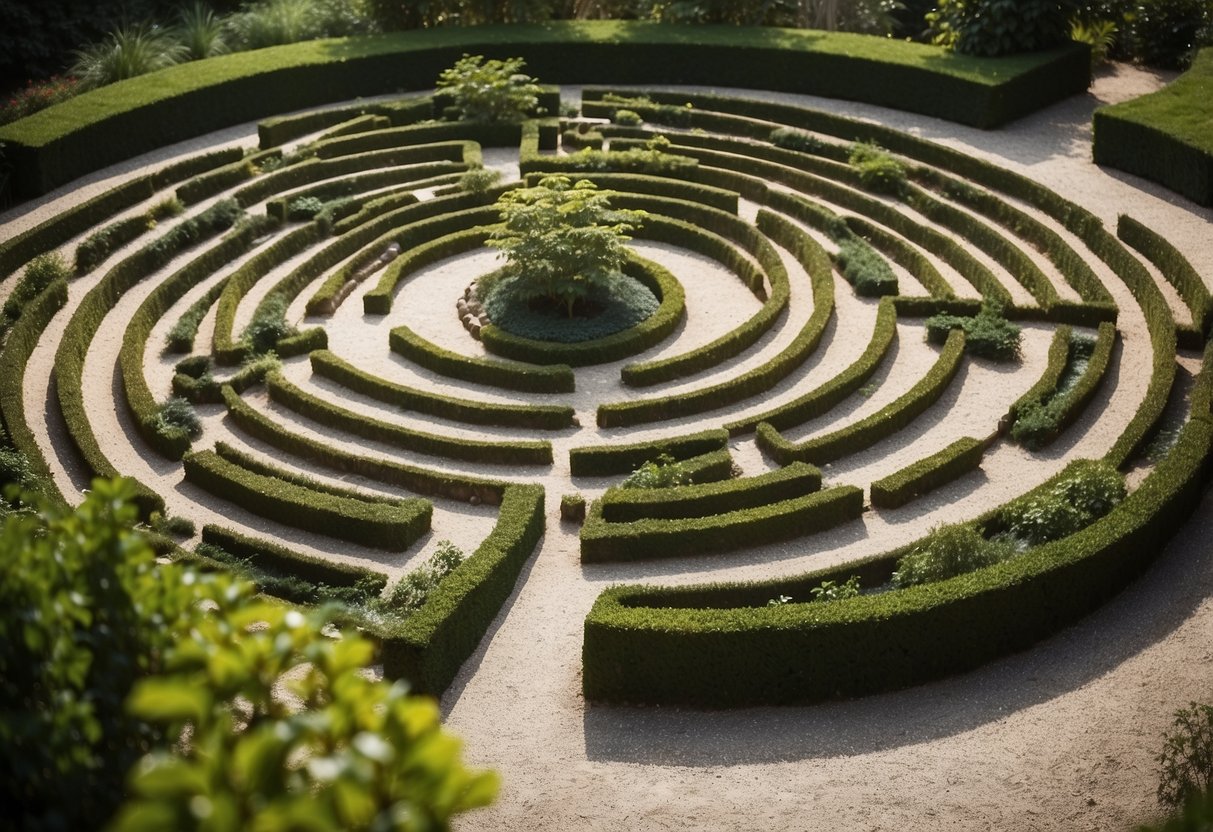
[1127,0,1213,69]
[927,0,1076,56]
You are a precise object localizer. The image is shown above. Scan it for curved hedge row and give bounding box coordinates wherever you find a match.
[309,349,574,430]
[869,436,984,509]
[200,523,388,592]
[0,22,1089,200]
[389,325,575,394]
[479,254,685,367]
[265,370,554,466]
[580,484,864,563]
[569,429,728,478]
[759,328,966,465]
[183,448,432,551]
[583,410,1213,706]
[221,385,508,504]
[1118,213,1213,347]
[380,483,545,694]
[598,461,822,523]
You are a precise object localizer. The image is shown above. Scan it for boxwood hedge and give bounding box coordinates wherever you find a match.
[869,436,985,509]
[569,429,728,478]
[389,325,575,394]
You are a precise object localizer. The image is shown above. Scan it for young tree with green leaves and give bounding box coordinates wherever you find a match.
[487,175,646,317]
[0,479,497,831]
[436,54,542,123]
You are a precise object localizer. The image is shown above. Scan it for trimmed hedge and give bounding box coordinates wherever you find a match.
[310,349,574,430]
[1007,324,1072,425]
[265,371,554,466]
[759,329,967,465]
[1093,48,1213,207]
[1118,213,1213,346]
[870,436,984,509]
[479,254,685,367]
[0,23,1089,200]
[597,211,835,427]
[1012,322,1117,450]
[221,385,508,504]
[580,484,864,563]
[389,325,575,394]
[582,412,1213,706]
[380,483,545,694]
[212,440,404,505]
[182,448,432,551]
[362,217,497,314]
[569,429,728,477]
[201,524,388,592]
[0,280,69,499]
[599,461,821,523]
[726,297,897,435]
[257,95,432,148]
[530,171,740,214]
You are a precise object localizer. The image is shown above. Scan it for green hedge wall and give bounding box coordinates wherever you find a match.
[0,280,69,501]
[201,524,388,592]
[221,385,508,504]
[759,329,967,465]
[581,484,864,563]
[869,436,984,509]
[1117,214,1213,346]
[479,254,685,367]
[309,349,574,430]
[389,325,575,394]
[1093,48,1213,207]
[182,448,432,551]
[0,23,1089,200]
[257,95,432,148]
[726,297,898,435]
[599,461,821,523]
[212,440,404,506]
[597,211,835,427]
[265,371,554,466]
[380,484,544,695]
[569,429,728,477]
[583,411,1213,706]
[1007,324,1072,424]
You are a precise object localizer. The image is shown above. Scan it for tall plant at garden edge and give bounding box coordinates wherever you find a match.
[488,175,646,317]
[927,0,1078,56]
[0,479,496,831]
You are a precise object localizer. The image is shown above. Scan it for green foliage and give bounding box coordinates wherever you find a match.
[770,126,827,154]
[242,294,297,355]
[386,540,467,614]
[622,453,692,489]
[149,512,196,538]
[928,0,1077,56]
[0,480,171,829]
[892,523,1016,587]
[286,195,325,221]
[175,1,229,60]
[810,575,862,602]
[1157,703,1213,809]
[483,270,659,342]
[154,396,203,442]
[0,252,69,336]
[1071,17,1119,68]
[226,0,376,49]
[71,21,188,90]
[927,302,1022,362]
[836,235,898,296]
[848,141,907,195]
[75,214,156,274]
[998,458,1125,546]
[148,196,184,220]
[459,166,504,194]
[436,54,542,123]
[870,436,985,509]
[1127,0,1213,69]
[613,108,643,126]
[487,175,646,318]
[1137,789,1213,832]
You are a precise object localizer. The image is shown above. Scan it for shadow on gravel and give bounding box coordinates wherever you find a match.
[582,485,1213,765]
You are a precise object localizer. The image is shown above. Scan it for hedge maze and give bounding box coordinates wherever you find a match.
[0,36,1209,707]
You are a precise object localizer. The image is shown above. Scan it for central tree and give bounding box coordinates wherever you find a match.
[487,175,646,318]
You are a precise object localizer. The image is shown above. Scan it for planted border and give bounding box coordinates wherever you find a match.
[870,436,984,509]
[569,429,728,477]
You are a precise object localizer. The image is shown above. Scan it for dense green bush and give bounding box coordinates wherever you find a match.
[241,292,297,355]
[892,523,1015,587]
[848,141,907,195]
[386,540,466,613]
[0,252,70,338]
[1127,0,1213,69]
[770,126,828,154]
[483,269,658,342]
[994,458,1126,546]
[927,0,1077,56]
[928,302,1021,362]
[436,54,542,122]
[621,453,692,490]
[836,235,898,296]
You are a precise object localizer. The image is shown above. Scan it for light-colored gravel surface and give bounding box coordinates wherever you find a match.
[1,60,1211,831]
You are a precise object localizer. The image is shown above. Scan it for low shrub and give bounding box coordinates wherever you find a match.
[286,195,325,221]
[241,293,296,355]
[928,302,1021,362]
[849,141,907,195]
[996,458,1126,546]
[153,397,202,442]
[386,540,466,614]
[892,523,1016,588]
[810,575,861,602]
[75,214,155,274]
[621,454,692,490]
[1158,703,1213,809]
[436,54,542,123]
[560,493,586,523]
[483,270,659,343]
[836,235,898,296]
[570,429,728,478]
[0,253,70,337]
[770,126,827,154]
[613,108,643,126]
[460,167,504,194]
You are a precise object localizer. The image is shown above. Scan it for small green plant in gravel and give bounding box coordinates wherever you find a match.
[154,396,202,442]
[928,302,1022,362]
[1157,703,1213,809]
[810,575,862,602]
[386,540,466,614]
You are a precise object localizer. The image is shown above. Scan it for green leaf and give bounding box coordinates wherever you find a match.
[128,677,212,722]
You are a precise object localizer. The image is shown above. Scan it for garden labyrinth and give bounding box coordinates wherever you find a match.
[3,75,1212,774]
